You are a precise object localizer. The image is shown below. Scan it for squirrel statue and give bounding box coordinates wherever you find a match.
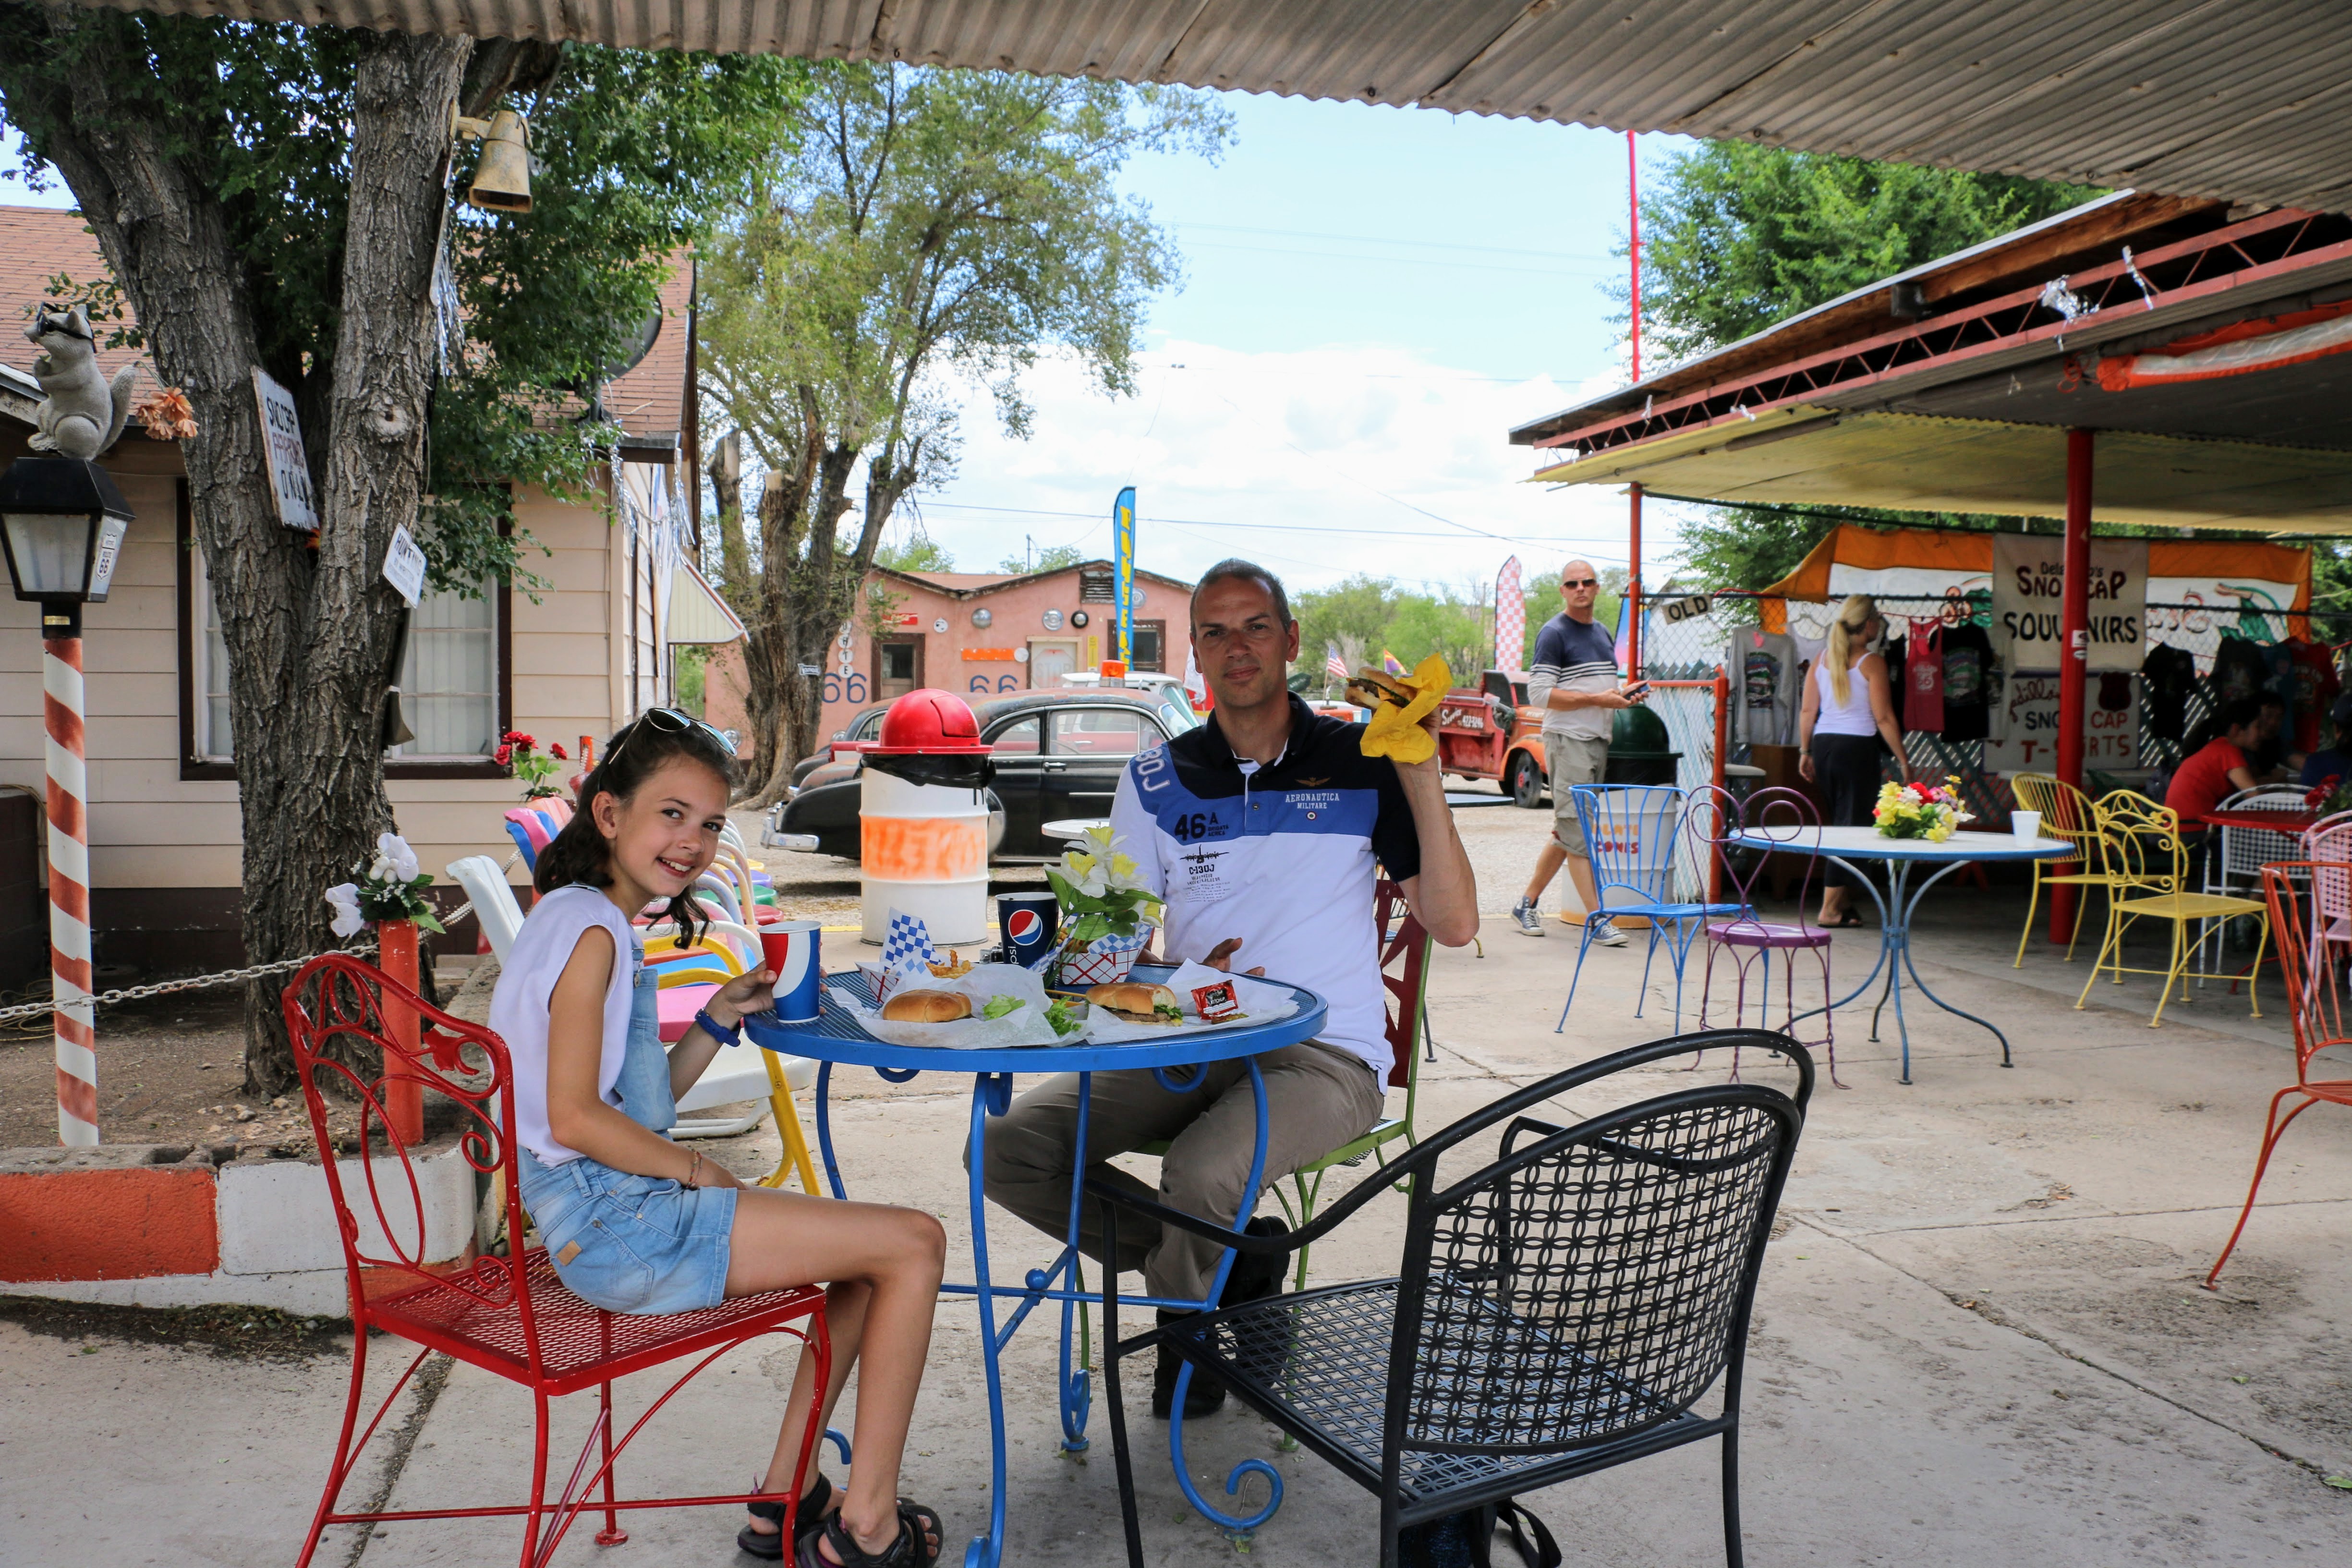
[24,305,138,461]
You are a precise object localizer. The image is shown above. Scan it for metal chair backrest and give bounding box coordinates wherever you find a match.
[1569,783,1692,912]
[1391,1033,1810,1455]
[2013,773,2100,865]
[2302,812,2352,929]
[445,855,525,964]
[279,955,543,1366]
[2093,790,2187,895]
[503,806,558,870]
[1697,784,1821,934]
[1373,876,1430,1092]
[2213,785,2312,886]
[2260,864,2352,1087]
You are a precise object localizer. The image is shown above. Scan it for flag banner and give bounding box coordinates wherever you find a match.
[1324,642,1348,681]
[1113,485,1137,667]
[1381,649,1406,676]
[1495,555,1523,671]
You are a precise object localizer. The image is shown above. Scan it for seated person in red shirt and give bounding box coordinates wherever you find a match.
[2165,698,2265,830]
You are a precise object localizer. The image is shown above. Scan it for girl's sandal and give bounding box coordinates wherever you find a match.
[738,1471,834,1562]
[795,1499,946,1568]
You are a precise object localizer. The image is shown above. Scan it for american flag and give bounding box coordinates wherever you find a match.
[1324,642,1348,681]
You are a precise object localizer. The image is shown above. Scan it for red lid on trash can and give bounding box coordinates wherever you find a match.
[866,688,991,755]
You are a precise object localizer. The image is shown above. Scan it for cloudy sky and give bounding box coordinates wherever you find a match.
[2,90,1710,594]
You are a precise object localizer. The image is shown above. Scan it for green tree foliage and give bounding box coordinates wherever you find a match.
[1628,143,2098,592]
[999,542,1083,573]
[1291,576,1398,686]
[697,62,1230,799]
[877,533,958,572]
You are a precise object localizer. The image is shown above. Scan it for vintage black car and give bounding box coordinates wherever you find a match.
[790,704,888,790]
[771,689,1200,863]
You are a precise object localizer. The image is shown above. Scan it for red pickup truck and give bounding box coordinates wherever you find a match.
[1434,670,1552,807]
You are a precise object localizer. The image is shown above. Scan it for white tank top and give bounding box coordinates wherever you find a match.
[1813,656,1879,737]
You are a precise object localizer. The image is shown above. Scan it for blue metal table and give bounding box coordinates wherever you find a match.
[743,964,1328,1568]
[1728,827,2073,1083]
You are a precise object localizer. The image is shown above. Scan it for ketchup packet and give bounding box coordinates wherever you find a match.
[1190,979,1243,1022]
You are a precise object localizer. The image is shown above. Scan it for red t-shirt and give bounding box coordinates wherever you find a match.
[2166,740,2247,827]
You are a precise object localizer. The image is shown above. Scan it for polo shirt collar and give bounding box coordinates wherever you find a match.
[1201,691,1317,775]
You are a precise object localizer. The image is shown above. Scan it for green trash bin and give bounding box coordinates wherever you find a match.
[1603,704,1682,787]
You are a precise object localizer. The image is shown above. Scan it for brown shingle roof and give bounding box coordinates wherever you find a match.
[0,206,145,384]
[598,252,691,441]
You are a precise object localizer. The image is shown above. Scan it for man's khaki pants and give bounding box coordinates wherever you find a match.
[973,1040,1383,1301]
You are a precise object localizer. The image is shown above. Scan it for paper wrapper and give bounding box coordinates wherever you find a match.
[829,961,1075,1049]
[1084,961,1301,1044]
[1052,926,1152,989]
[1359,654,1451,765]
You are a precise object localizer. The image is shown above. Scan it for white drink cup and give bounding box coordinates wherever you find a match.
[2013,809,2042,844]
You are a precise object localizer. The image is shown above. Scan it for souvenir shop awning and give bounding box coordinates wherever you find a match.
[1756,523,2312,611]
[1519,199,2352,534]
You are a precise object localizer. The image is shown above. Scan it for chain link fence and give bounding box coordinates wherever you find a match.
[1637,588,2352,823]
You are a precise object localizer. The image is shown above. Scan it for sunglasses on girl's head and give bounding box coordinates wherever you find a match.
[610,705,737,764]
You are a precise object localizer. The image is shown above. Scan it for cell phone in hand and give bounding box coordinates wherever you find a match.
[1621,681,1651,703]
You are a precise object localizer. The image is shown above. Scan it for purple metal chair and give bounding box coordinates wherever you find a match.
[1697,785,1843,1087]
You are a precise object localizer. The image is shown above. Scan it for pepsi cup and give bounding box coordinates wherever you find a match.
[760,920,823,1023]
[997,892,1060,969]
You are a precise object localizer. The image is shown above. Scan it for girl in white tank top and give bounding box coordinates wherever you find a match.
[1813,656,1879,735]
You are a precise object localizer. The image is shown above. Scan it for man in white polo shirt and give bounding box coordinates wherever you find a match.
[974,559,1478,1418]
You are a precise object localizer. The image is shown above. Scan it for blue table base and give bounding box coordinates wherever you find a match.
[766,971,1325,1567]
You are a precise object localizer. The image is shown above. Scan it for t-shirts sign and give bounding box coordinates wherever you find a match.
[1982,670,2139,774]
[1990,534,2145,672]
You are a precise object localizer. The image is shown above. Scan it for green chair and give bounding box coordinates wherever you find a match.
[1135,877,1432,1290]
[1271,876,1432,1288]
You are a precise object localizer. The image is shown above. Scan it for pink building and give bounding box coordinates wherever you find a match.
[705,559,1197,761]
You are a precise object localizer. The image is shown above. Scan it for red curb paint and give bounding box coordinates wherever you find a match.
[0,1167,219,1281]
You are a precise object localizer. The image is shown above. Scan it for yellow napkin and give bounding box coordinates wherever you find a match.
[1360,654,1452,765]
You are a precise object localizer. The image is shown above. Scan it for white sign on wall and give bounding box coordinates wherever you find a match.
[251,368,318,531]
[1982,669,2140,774]
[381,523,426,608]
[1989,534,2145,672]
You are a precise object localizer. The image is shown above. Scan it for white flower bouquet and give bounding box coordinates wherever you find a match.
[325,832,442,938]
[1046,825,1161,988]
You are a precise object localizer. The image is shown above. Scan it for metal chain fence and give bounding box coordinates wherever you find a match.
[0,938,381,1027]
[1637,587,2352,825]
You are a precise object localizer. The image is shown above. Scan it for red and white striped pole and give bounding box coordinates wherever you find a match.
[44,603,96,1145]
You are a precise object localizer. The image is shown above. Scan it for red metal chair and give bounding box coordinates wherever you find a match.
[1696,785,1843,1086]
[281,953,830,1567]
[2205,864,2352,1289]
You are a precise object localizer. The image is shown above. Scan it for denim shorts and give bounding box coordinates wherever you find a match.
[517,1147,739,1314]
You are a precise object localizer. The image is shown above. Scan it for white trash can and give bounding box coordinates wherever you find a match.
[858,689,994,946]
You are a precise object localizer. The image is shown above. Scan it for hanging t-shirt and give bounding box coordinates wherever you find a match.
[1725,629,1799,747]
[1940,624,1995,742]
[2286,639,2340,753]
[1904,620,1945,733]
[2141,644,2198,741]
[1883,635,1907,731]
[2212,637,2271,705]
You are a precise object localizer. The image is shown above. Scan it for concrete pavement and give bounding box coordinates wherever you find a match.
[5,883,2350,1566]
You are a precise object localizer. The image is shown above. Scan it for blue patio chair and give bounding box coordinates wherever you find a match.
[1557,782,1742,1034]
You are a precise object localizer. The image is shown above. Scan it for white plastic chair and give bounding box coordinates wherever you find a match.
[2200,785,2310,974]
[445,856,526,965]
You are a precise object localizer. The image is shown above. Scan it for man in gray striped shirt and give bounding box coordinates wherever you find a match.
[1513,559,1645,940]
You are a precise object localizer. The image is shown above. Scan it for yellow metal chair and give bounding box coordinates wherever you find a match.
[2011,772,2126,965]
[651,939,824,1195]
[2077,792,2269,1027]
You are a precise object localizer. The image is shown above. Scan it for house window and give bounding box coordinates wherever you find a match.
[1130,620,1166,672]
[180,490,510,779]
[390,588,498,758]
[1079,568,1115,602]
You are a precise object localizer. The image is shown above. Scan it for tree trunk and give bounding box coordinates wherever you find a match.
[230,33,471,1090]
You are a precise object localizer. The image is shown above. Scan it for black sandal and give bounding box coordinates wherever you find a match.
[739,1471,832,1561]
[795,1498,946,1568]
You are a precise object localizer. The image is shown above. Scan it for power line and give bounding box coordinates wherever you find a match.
[1175,221,1614,265]
[915,498,1625,549]
[1180,239,1614,280]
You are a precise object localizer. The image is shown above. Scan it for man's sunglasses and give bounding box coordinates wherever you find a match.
[609,705,738,765]
[1562,577,1600,589]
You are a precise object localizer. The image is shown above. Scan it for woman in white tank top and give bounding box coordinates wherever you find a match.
[1797,595,1910,927]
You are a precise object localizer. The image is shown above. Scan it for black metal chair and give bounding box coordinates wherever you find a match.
[1094,1029,1813,1568]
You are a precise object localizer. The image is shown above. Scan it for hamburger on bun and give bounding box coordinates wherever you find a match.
[880,988,972,1023]
[1088,982,1184,1025]
[1345,668,1414,710]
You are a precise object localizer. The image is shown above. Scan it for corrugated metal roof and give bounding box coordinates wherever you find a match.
[81,1,2352,215]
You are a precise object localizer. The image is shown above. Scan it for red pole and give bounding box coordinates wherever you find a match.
[1711,667,1729,904]
[1628,131,1641,384]
[1626,131,1643,682]
[378,918,424,1146]
[1628,483,1644,679]
[44,606,95,1145]
[2051,429,2094,943]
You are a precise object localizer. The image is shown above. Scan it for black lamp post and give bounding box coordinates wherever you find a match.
[1,453,135,1146]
